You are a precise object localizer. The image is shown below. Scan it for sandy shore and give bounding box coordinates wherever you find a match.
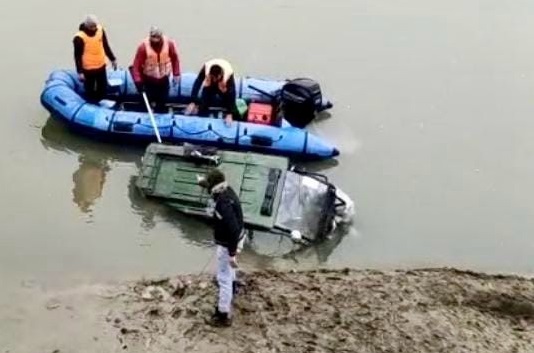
[2,268,534,353]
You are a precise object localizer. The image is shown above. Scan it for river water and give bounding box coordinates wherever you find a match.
[0,0,533,294]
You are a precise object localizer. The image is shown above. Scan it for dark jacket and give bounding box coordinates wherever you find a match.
[190,65,237,100]
[211,183,244,257]
[190,64,238,115]
[73,23,116,73]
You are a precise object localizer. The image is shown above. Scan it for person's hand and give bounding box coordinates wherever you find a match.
[172,75,180,85]
[111,60,118,70]
[224,114,233,126]
[185,103,198,116]
[229,256,238,268]
[78,73,85,82]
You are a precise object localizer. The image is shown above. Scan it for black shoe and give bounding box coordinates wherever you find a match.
[208,308,232,327]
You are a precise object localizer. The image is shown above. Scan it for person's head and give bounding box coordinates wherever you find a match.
[83,14,98,34]
[208,64,224,83]
[198,168,226,193]
[149,26,163,48]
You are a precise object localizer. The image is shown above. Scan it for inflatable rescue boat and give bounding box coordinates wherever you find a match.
[40,69,339,160]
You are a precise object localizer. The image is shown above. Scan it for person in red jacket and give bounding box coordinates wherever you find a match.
[132,27,180,112]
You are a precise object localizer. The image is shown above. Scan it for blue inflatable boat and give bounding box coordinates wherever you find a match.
[40,69,339,160]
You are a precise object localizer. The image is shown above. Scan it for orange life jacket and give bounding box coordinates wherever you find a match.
[76,25,106,70]
[203,58,234,92]
[142,36,173,79]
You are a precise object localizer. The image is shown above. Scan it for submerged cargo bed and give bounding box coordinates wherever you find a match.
[136,143,355,242]
[136,143,289,230]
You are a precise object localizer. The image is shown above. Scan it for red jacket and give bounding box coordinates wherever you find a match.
[132,40,180,83]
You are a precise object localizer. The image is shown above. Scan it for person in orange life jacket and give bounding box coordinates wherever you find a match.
[132,27,181,113]
[185,59,239,126]
[198,168,244,327]
[73,15,118,104]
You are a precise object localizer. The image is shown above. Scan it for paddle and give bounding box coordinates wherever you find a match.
[142,92,162,144]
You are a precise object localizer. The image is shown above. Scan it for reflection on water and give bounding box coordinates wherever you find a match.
[40,117,142,217]
[72,154,109,214]
[127,174,158,231]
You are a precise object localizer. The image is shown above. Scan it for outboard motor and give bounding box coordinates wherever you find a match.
[280,78,323,128]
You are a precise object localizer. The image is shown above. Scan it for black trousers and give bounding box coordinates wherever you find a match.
[198,85,239,120]
[83,66,108,104]
[143,77,170,113]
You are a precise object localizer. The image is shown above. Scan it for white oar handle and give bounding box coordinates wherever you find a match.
[142,92,162,144]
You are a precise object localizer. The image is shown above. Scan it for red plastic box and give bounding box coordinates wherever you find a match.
[247,103,274,125]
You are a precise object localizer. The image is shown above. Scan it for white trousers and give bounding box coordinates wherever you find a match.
[216,245,236,314]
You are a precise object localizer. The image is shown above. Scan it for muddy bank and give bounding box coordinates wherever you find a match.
[105,268,534,353]
[2,268,533,352]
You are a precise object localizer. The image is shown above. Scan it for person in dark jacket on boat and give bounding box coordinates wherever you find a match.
[185,58,240,125]
[73,15,118,103]
[198,168,245,327]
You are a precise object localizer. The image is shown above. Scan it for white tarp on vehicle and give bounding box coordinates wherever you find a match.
[274,171,331,241]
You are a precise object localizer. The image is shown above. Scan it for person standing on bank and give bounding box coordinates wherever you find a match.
[132,26,181,113]
[185,58,239,125]
[198,168,244,327]
[73,15,117,104]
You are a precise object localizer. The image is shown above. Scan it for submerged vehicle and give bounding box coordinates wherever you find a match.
[135,143,354,243]
[40,69,339,160]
